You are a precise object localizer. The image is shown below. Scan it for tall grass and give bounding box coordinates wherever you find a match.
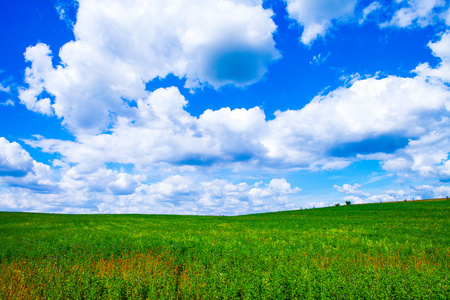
[0,200,449,299]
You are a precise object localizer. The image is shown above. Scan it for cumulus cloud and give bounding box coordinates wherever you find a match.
[58,166,145,196]
[0,138,34,177]
[24,64,450,176]
[248,178,301,207]
[11,0,450,214]
[0,135,302,215]
[380,130,450,182]
[378,128,450,183]
[0,172,301,215]
[381,157,412,173]
[24,87,270,170]
[18,44,54,116]
[17,2,450,175]
[263,74,450,170]
[285,0,357,44]
[0,138,59,193]
[4,161,59,193]
[415,30,450,83]
[112,176,300,215]
[376,31,450,181]
[19,0,279,133]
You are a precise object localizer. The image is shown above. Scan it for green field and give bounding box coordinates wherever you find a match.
[0,200,449,299]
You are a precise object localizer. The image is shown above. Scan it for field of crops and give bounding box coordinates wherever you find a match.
[0,199,449,299]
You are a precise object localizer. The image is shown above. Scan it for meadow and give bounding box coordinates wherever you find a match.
[0,199,449,299]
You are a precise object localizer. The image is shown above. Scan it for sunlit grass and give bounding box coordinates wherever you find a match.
[1,200,449,299]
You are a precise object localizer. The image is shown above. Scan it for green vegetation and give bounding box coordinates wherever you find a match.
[1,200,449,299]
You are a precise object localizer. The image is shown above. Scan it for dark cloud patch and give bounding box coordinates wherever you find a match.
[215,50,262,83]
[330,135,410,157]
[175,155,216,166]
[175,151,255,166]
[8,181,60,194]
[206,45,279,87]
[0,169,29,177]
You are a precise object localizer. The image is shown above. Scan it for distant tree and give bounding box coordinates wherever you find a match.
[335,203,340,207]
[345,200,351,205]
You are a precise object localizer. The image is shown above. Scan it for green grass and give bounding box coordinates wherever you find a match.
[0,200,449,299]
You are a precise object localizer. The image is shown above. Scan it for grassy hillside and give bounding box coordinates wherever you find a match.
[1,200,449,299]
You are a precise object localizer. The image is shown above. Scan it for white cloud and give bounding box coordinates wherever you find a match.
[249,178,301,208]
[0,134,302,214]
[16,1,450,178]
[303,201,326,209]
[342,195,365,205]
[108,173,143,196]
[360,2,382,24]
[12,2,450,214]
[19,0,279,133]
[368,31,450,181]
[55,0,78,28]
[408,132,449,177]
[263,74,449,169]
[18,44,54,116]
[334,183,450,206]
[4,161,59,193]
[285,0,357,44]
[58,166,145,196]
[24,66,450,175]
[0,171,301,215]
[337,187,398,204]
[23,87,270,170]
[430,185,450,197]
[437,160,450,181]
[142,175,196,201]
[429,30,450,62]
[198,179,249,209]
[0,138,34,177]
[128,176,300,215]
[445,7,450,25]
[310,52,330,65]
[334,183,371,197]
[382,157,412,173]
[74,0,279,88]
[0,138,59,193]
[379,127,450,181]
[0,100,14,106]
[385,0,447,27]
[0,83,10,93]
[285,1,449,41]
[415,30,450,83]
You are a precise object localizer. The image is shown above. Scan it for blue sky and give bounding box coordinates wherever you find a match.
[1,0,450,214]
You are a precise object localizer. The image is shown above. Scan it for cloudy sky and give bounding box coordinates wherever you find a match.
[1,0,450,215]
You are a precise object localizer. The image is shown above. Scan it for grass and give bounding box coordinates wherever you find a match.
[0,200,449,299]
